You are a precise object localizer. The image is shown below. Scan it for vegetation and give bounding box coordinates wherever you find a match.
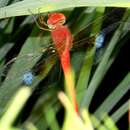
[0,0,129,130]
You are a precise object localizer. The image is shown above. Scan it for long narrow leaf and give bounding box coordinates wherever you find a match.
[111,100,129,122]
[0,87,31,130]
[80,9,130,108]
[0,0,130,19]
[94,73,130,120]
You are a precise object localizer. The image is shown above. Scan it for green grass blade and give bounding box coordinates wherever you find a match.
[94,72,130,120]
[103,114,118,130]
[0,87,31,130]
[76,46,95,104]
[0,43,13,60]
[70,7,96,35]
[91,114,119,130]
[44,105,60,130]
[0,0,130,19]
[25,122,38,130]
[0,0,10,8]
[76,7,105,106]
[91,115,108,130]
[0,27,56,117]
[111,100,129,122]
[24,82,59,130]
[80,9,130,108]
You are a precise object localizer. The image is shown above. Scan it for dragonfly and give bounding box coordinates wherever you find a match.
[0,8,129,116]
[0,8,126,90]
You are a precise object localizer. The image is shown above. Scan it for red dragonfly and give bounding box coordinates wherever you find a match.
[0,8,123,100]
[47,12,78,112]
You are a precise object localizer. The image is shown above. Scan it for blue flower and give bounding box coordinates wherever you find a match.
[22,72,34,86]
[96,33,105,49]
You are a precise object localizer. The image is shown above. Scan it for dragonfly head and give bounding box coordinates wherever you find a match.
[47,13,66,29]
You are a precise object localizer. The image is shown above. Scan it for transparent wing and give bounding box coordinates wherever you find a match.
[1,8,129,87]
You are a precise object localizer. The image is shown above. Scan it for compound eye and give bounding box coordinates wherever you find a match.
[59,19,65,24]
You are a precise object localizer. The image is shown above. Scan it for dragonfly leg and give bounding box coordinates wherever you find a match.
[28,9,51,31]
[38,16,48,27]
